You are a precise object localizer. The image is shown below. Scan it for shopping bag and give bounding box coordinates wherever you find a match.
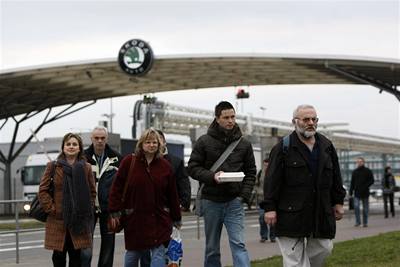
[166,227,183,267]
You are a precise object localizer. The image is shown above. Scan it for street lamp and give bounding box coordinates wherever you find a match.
[102,98,115,133]
[259,106,267,117]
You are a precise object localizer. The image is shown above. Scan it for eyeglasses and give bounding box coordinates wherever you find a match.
[295,117,319,123]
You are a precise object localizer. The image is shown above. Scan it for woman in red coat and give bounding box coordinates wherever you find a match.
[39,133,96,267]
[109,128,182,267]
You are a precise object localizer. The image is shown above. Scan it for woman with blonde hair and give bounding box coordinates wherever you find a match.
[109,128,181,267]
[39,132,96,266]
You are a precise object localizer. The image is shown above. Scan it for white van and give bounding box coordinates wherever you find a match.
[21,152,59,200]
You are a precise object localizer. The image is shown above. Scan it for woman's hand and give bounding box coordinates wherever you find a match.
[173,221,182,230]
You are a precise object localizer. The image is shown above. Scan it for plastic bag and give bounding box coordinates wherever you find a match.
[166,227,183,267]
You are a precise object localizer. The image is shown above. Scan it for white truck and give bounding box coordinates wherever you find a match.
[21,152,59,200]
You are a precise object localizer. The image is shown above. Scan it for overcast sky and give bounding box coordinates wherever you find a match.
[1,0,399,144]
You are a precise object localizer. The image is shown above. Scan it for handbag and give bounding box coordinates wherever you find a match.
[28,161,56,222]
[107,155,136,233]
[194,137,242,217]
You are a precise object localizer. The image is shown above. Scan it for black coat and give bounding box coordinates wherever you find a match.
[164,153,191,210]
[188,120,256,203]
[350,165,374,198]
[260,131,346,239]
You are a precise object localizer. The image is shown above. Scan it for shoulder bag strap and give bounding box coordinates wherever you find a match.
[121,154,136,203]
[210,136,242,172]
[198,136,243,193]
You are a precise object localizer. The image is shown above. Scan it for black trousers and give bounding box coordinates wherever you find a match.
[52,231,81,267]
[383,193,395,218]
[81,212,115,267]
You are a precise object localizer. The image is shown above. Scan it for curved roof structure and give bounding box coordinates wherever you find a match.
[0,54,399,119]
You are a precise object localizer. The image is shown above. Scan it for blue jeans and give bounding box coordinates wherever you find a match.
[202,198,250,267]
[81,212,115,267]
[124,245,163,267]
[354,197,369,226]
[258,207,275,240]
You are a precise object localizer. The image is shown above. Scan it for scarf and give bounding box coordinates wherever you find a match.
[59,159,93,235]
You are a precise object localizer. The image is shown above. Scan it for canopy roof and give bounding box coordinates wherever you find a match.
[1,54,399,119]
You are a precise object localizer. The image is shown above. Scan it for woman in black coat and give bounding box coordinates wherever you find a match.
[382,166,396,218]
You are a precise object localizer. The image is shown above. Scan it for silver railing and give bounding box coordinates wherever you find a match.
[0,199,40,264]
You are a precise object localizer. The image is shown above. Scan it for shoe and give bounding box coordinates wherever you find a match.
[259,238,266,243]
[363,224,368,227]
[270,238,276,243]
[354,224,361,227]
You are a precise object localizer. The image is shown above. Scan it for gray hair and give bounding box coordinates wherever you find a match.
[292,104,316,119]
[92,126,108,136]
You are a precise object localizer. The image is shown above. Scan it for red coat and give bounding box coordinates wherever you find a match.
[109,154,181,250]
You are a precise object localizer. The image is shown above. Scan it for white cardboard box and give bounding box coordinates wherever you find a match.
[218,172,245,182]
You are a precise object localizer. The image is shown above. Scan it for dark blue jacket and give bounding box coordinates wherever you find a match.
[84,144,121,213]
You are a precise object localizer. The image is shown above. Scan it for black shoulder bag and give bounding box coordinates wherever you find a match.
[29,161,56,222]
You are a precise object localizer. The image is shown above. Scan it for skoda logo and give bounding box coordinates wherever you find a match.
[118,39,154,76]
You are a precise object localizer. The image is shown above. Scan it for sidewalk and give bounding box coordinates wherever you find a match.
[2,212,399,267]
[182,213,400,266]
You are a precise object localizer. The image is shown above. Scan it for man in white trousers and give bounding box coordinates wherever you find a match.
[261,104,346,267]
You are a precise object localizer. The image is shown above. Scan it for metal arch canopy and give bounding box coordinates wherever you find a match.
[0,53,399,120]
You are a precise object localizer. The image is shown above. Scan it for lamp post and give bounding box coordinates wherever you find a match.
[102,98,115,133]
[260,106,267,117]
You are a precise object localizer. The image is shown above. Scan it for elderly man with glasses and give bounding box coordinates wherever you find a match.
[260,104,346,267]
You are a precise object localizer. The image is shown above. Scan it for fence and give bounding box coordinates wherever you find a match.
[0,199,40,264]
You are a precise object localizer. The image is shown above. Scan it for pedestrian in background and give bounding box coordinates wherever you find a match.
[382,166,396,218]
[81,126,122,267]
[157,129,191,211]
[108,128,181,267]
[261,104,346,267]
[188,101,256,267]
[39,133,96,267]
[255,158,275,243]
[350,157,374,227]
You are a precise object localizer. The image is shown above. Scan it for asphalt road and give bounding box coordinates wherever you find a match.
[1,202,399,266]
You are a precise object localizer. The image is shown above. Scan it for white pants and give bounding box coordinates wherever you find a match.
[277,237,333,267]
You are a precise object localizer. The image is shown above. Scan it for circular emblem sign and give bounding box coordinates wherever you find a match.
[118,39,154,76]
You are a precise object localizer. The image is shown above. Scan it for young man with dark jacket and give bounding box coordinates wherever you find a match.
[350,157,374,227]
[81,126,121,267]
[188,101,256,267]
[261,104,346,267]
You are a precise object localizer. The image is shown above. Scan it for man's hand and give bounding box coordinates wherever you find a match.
[214,171,224,184]
[264,211,277,226]
[333,204,344,221]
